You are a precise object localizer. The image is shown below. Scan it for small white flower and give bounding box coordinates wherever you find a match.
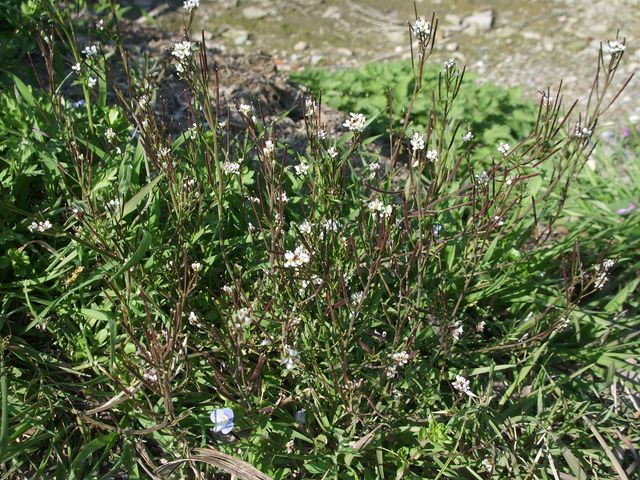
[82,44,98,57]
[482,458,493,473]
[191,262,202,272]
[594,259,615,289]
[426,149,438,162]
[444,58,456,70]
[238,103,251,115]
[386,365,398,378]
[87,77,97,88]
[105,127,115,142]
[182,0,200,12]
[452,375,471,395]
[608,40,625,56]
[304,97,318,117]
[432,224,442,236]
[574,125,593,139]
[263,140,275,156]
[222,285,233,294]
[343,112,366,132]
[72,62,81,73]
[171,41,193,61]
[223,161,240,174]
[284,245,311,268]
[368,199,393,219]
[410,132,425,151]
[282,346,299,370]
[96,19,104,30]
[327,146,338,159]
[317,129,327,140]
[350,291,364,304]
[143,367,158,383]
[475,321,485,333]
[497,142,510,156]
[28,220,53,233]
[412,17,431,37]
[391,350,410,366]
[294,161,309,175]
[299,220,312,234]
[463,131,473,142]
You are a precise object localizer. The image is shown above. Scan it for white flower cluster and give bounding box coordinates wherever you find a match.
[263,140,275,156]
[463,131,474,142]
[497,142,510,156]
[304,97,318,117]
[366,161,381,179]
[608,40,625,56]
[594,259,615,289]
[574,125,593,139]
[82,44,98,57]
[238,103,251,115]
[191,262,202,272]
[391,350,410,366]
[294,161,309,176]
[105,127,115,142]
[223,161,240,175]
[171,41,193,75]
[410,132,425,152]
[284,245,311,268]
[452,375,471,395]
[368,199,393,219]
[444,58,456,70]
[327,146,338,159]
[282,346,300,371]
[182,0,199,12]
[343,112,366,132]
[299,220,312,234]
[426,149,438,162]
[28,220,52,233]
[412,17,431,37]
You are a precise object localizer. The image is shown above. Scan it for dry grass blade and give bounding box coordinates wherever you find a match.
[584,418,630,480]
[155,447,272,480]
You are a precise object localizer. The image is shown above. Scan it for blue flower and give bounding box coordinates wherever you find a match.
[210,407,234,434]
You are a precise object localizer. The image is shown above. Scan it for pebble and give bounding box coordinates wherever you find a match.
[294,41,309,51]
[462,10,495,35]
[242,6,269,19]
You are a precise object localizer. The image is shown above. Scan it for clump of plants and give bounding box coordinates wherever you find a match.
[1,2,638,479]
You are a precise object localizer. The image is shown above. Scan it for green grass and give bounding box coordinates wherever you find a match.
[0,2,638,479]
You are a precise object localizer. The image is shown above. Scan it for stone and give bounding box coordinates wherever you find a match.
[336,48,353,57]
[242,6,268,20]
[293,41,308,51]
[445,42,458,52]
[321,6,340,20]
[223,28,250,45]
[462,10,495,35]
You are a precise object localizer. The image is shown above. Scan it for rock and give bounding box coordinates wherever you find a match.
[294,41,308,51]
[462,10,495,35]
[321,6,341,20]
[242,6,268,20]
[223,28,250,45]
[336,48,353,57]
[445,42,458,52]
[521,31,541,41]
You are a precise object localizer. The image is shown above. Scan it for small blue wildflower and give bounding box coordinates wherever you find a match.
[210,407,234,434]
